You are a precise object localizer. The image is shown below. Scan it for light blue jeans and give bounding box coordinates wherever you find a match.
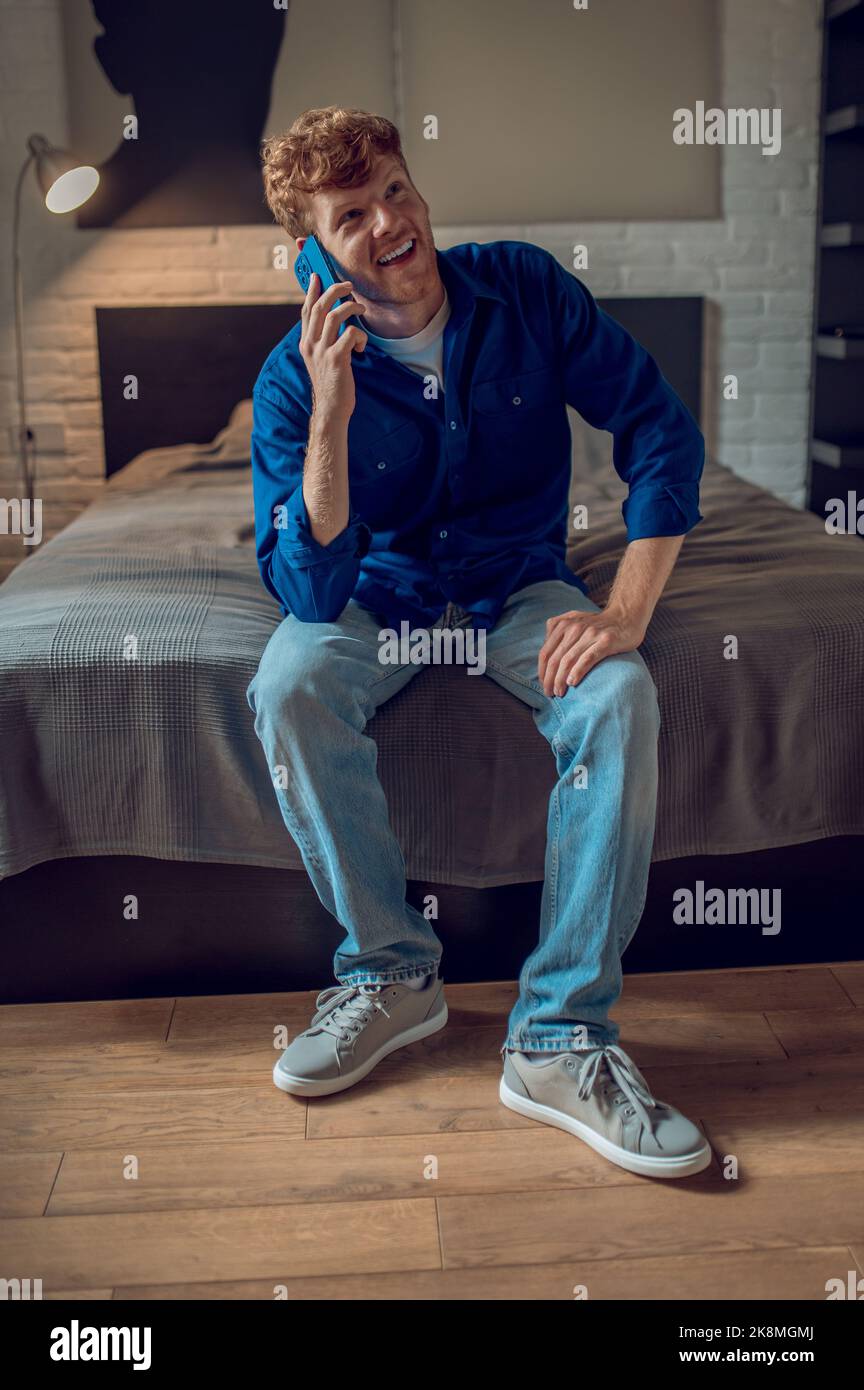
[246,579,660,1055]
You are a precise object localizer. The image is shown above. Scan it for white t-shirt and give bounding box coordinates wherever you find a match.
[362,290,451,389]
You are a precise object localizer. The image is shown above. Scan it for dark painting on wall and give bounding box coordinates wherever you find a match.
[64,0,719,230]
[77,0,287,228]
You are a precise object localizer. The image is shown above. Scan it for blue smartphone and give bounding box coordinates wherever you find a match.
[294,236,364,337]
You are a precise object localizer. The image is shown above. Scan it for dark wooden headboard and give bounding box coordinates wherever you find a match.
[599,297,704,423]
[95,296,702,478]
[96,303,302,476]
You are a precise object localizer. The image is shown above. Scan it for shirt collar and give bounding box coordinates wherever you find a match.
[356,244,506,370]
[435,246,508,326]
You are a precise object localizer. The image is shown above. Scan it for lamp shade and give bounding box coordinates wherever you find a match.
[27,134,99,213]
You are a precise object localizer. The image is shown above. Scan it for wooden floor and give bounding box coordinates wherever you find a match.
[1,963,863,1301]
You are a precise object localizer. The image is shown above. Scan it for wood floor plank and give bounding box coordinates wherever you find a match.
[0,1198,440,1289]
[397,1010,789,1070]
[611,966,853,1019]
[0,1085,305,1152]
[0,965,859,1300]
[434,1010,788,1071]
[0,1026,503,1097]
[165,971,841,1047]
[437,1172,864,1269]
[305,1070,522,1139]
[0,1152,63,1217]
[644,1053,864,1120]
[831,964,864,1006]
[305,1050,854,1140]
[47,1123,713,1216]
[167,992,321,1045]
[0,1042,271,1096]
[441,967,853,1025]
[764,1008,864,1057]
[111,1245,853,1301]
[574,1012,787,1066]
[44,1289,115,1300]
[0,999,175,1048]
[0,1007,788,1104]
[701,1111,864,1177]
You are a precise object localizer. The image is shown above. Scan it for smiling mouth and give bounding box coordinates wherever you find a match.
[376,237,417,268]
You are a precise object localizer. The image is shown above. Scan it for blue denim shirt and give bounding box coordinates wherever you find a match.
[251,239,704,629]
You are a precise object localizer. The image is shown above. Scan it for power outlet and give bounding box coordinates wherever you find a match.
[7,424,66,454]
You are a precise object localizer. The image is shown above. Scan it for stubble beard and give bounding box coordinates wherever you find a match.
[350,216,437,311]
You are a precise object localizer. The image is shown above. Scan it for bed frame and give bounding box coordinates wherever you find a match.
[2,294,860,1004]
[2,838,860,1004]
[94,296,705,476]
[96,303,303,475]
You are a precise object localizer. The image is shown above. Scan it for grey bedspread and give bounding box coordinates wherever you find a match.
[1,402,862,887]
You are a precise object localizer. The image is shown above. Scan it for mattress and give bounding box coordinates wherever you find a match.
[0,401,862,887]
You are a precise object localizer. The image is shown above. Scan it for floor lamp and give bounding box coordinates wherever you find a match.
[12,134,98,522]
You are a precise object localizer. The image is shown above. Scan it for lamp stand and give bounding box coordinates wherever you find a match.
[12,148,37,509]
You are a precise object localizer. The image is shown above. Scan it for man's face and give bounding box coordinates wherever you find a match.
[303,153,438,312]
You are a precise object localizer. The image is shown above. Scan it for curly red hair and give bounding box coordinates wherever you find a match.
[261,106,408,238]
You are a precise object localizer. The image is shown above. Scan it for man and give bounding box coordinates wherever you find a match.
[247,106,710,1179]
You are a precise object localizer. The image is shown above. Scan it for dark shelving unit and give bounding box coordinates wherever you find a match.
[808,0,864,526]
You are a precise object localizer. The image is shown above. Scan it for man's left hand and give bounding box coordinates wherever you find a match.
[537,606,647,696]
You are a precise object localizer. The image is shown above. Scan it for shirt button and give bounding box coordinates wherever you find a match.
[439,530,448,539]
[512,396,522,405]
[377,461,387,469]
[449,420,457,430]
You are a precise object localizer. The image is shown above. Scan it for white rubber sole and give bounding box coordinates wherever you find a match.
[273,1002,448,1096]
[499,1077,713,1179]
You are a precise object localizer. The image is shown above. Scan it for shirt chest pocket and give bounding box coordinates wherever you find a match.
[471,365,562,420]
[471,366,565,492]
[349,419,425,524]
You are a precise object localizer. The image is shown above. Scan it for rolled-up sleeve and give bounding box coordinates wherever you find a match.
[543,253,704,541]
[251,387,371,623]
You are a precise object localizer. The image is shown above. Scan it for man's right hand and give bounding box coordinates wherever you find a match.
[299,273,368,423]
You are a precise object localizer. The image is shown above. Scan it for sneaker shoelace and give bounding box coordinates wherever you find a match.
[310,984,392,1044]
[574,1043,662,1138]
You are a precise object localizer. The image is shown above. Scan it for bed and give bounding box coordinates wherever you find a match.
[1,299,861,1003]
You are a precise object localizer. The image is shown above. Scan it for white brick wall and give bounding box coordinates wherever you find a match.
[0,0,822,569]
